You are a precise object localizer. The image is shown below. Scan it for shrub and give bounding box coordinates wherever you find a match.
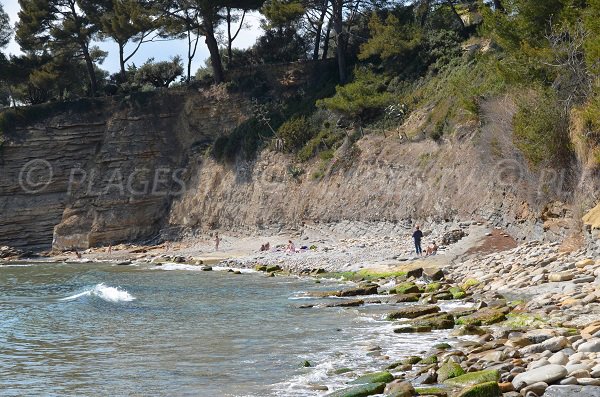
[317,68,394,121]
[277,116,316,152]
[134,56,183,88]
[513,89,572,166]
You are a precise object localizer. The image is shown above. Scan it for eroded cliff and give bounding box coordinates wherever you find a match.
[0,91,592,251]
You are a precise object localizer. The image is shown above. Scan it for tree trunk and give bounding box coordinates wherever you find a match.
[312,0,329,61]
[332,0,347,84]
[81,43,98,96]
[322,18,332,60]
[226,7,233,64]
[119,42,126,81]
[205,24,225,84]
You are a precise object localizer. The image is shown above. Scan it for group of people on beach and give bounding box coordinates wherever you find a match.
[412,225,438,256]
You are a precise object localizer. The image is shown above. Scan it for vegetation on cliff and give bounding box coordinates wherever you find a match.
[1,1,599,168]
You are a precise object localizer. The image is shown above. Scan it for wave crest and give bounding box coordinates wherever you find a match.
[61,283,135,303]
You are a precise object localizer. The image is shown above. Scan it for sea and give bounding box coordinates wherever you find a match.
[0,261,453,396]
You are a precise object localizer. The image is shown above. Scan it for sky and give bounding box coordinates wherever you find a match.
[2,0,264,75]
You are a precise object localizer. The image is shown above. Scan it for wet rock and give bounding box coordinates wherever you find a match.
[324,300,364,308]
[266,265,282,272]
[387,305,441,320]
[348,371,394,385]
[512,364,567,391]
[410,312,455,330]
[388,293,421,303]
[200,266,213,271]
[452,325,487,336]
[325,382,386,397]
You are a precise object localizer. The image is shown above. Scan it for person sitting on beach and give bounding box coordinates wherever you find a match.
[426,241,438,256]
[286,240,296,253]
[260,242,271,252]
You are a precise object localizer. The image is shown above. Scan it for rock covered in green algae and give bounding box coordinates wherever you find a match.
[348,371,394,385]
[414,386,448,396]
[449,286,467,299]
[387,305,441,320]
[391,282,421,294]
[325,382,386,397]
[437,361,465,382]
[266,265,282,272]
[443,369,500,387]
[410,312,455,329]
[455,381,501,397]
[455,307,508,326]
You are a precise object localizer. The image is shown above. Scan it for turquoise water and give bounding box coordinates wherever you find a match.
[0,262,448,396]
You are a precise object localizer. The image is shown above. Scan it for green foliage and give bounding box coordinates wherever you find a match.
[513,89,572,167]
[134,57,183,88]
[277,116,316,152]
[584,0,600,75]
[297,127,344,162]
[261,0,304,27]
[0,4,12,49]
[359,13,422,62]
[318,68,394,121]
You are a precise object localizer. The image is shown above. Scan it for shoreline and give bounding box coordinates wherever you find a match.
[2,221,600,396]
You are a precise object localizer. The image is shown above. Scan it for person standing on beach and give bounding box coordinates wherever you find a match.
[413,225,423,256]
[215,232,221,251]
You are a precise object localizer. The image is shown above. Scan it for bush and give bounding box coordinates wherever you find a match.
[277,116,316,152]
[318,68,394,121]
[513,90,572,166]
[134,56,183,88]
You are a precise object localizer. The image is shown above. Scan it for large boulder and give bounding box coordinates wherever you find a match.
[511,364,567,391]
[387,305,440,320]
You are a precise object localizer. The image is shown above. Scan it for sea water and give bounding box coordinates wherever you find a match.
[0,262,449,396]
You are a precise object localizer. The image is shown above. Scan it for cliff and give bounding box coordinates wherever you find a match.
[0,90,594,252]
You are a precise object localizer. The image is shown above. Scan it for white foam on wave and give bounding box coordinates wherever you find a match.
[60,283,135,303]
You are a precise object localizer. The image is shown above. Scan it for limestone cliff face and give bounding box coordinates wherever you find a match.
[0,91,589,251]
[0,91,250,250]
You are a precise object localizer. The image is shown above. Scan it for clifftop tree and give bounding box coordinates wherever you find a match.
[16,0,100,95]
[0,4,12,49]
[82,0,158,81]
